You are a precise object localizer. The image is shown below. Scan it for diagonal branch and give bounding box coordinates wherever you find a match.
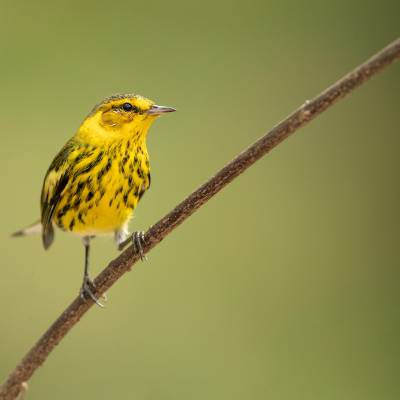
[1,37,400,400]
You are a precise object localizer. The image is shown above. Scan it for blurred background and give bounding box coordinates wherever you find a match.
[0,0,399,399]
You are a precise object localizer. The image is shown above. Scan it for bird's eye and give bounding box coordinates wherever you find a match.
[122,102,133,111]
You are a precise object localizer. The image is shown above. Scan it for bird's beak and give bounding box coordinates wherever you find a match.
[147,105,176,115]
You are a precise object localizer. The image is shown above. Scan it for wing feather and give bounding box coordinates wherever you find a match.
[40,140,76,249]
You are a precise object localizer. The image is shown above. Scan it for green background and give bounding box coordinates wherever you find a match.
[1,1,399,399]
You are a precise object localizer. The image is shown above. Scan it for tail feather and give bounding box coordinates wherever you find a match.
[11,220,42,237]
[42,224,54,250]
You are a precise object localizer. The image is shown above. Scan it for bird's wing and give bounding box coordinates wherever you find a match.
[40,140,75,249]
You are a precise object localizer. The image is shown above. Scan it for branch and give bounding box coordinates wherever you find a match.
[1,38,399,400]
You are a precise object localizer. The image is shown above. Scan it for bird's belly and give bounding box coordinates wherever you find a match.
[54,170,147,236]
[73,194,134,235]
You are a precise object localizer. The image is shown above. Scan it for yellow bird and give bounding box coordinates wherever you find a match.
[13,94,175,306]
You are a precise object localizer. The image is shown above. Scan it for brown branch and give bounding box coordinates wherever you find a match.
[1,37,400,400]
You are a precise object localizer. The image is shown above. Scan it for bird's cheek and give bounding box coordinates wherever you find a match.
[101,111,120,127]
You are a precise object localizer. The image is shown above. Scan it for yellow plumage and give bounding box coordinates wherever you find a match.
[43,129,150,240]
[15,93,175,306]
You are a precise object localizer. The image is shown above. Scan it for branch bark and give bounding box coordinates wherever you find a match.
[1,38,400,400]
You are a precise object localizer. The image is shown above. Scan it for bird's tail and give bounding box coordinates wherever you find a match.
[11,220,42,237]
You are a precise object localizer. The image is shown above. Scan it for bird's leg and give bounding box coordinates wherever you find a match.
[118,231,147,261]
[80,236,104,307]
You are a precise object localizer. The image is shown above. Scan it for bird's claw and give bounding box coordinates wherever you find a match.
[80,277,105,308]
[117,231,147,260]
[133,231,147,261]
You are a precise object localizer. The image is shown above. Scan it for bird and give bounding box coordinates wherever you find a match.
[12,93,176,306]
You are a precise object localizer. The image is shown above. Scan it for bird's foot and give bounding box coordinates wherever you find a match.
[118,231,147,260]
[132,231,147,261]
[118,231,147,261]
[80,276,106,308]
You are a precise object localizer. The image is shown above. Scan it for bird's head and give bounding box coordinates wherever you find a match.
[78,94,175,144]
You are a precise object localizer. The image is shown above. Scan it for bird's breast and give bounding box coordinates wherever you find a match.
[54,141,150,235]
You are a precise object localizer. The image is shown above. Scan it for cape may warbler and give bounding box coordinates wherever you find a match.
[13,94,175,306]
